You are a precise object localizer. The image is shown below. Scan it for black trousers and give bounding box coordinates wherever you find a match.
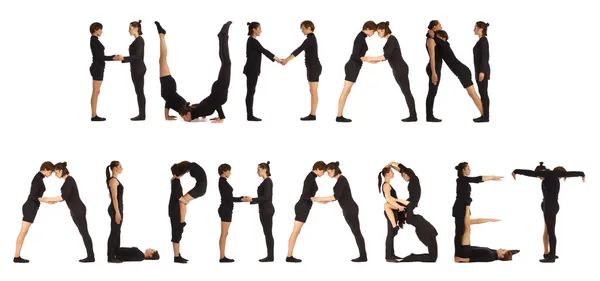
[476,78,489,118]
[400,235,438,262]
[344,213,367,257]
[259,211,275,257]
[245,73,259,117]
[543,202,559,257]
[72,215,95,258]
[385,211,399,259]
[131,69,146,116]
[392,70,417,117]
[107,209,122,259]
[425,66,442,118]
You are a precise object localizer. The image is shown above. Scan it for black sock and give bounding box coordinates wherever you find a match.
[79,256,95,263]
[13,257,29,263]
[218,21,233,37]
[259,256,274,262]
[155,21,166,34]
[286,256,302,263]
[219,257,235,263]
[174,255,187,263]
[352,256,368,262]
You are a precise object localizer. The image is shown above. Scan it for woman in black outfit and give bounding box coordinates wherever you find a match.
[244,22,283,121]
[312,162,367,262]
[168,166,187,263]
[432,30,484,119]
[39,162,95,263]
[282,21,322,121]
[286,161,327,263]
[452,162,502,259]
[473,21,491,123]
[217,163,243,263]
[425,20,443,122]
[377,165,408,262]
[122,20,146,121]
[512,162,585,263]
[89,22,121,122]
[396,209,439,263]
[175,161,208,224]
[106,161,124,263]
[363,22,417,122]
[243,161,275,262]
[13,161,55,263]
[336,21,377,123]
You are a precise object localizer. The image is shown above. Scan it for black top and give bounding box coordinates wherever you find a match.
[382,183,398,200]
[397,163,421,213]
[189,162,207,182]
[468,246,498,262]
[163,92,187,113]
[411,214,438,237]
[433,38,464,69]
[90,36,113,67]
[292,33,320,66]
[425,35,442,69]
[107,177,124,212]
[455,176,483,205]
[122,36,146,72]
[251,178,274,212]
[347,31,368,66]
[219,177,242,208]
[298,172,319,207]
[383,35,407,69]
[168,178,183,218]
[243,37,275,75]
[116,247,145,262]
[473,37,490,79]
[25,172,46,206]
[190,102,226,120]
[512,169,585,204]
[60,176,86,215]
[333,175,359,214]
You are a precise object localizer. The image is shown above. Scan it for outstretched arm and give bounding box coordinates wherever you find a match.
[512,169,541,178]
[553,170,585,179]
[470,218,500,225]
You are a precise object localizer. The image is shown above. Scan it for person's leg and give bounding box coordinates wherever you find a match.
[394,71,417,121]
[462,206,471,246]
[259,212,275,262]
[309,82,319,116]
[170,217,187,263]
[208,21,233,106]
[384,211,399,260]
[179,199,186,223]
[543,223,549,255]
[72,216,95,262]
[287,220,305,261]
[131,71,146,120]
[384,203,398,228]
[465,85,484,116]
[541,209,558,262]
[453,215,464,257]
[219,221,232,260]
[14,221,33,262]
[245,73,260,120]
[90,80,105,120]
[156,22,171,78]
[344,214,367,261]
[425,67,441,122]
[107,211,122,262]
[300,65,321,121]
[336,80,355,122]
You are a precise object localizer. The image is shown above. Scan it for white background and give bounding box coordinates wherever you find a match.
[0,0,597,280]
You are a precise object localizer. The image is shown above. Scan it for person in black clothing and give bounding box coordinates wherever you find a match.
[173,161,208,225]
[336,21,377,123]
[425,20,444,122]
[512,162,585,263]
[377,165,409,262]
[452,162,503,259]
[115,247,160,262]
[312,162,368,262]
[106,161,124,263]
[244,22,283,121]
[396,210,439,263]
[216,163,243,263]
[282,21,322,121]
[13,161,55,263]
[178,21,233,123]
[387,161,421,219]
[472,21,491,123]
[363,22,417,122]
[242,161,275,262]
[168,167,188,263]
[88,22,121,122]
[286,161,327,263]
[122,20,146,121]
[432,30,484,119]
[39,162,95,263]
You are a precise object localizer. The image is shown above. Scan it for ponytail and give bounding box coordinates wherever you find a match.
[105,165,111,183]
[106,161,120,183]
[378,172,383,193]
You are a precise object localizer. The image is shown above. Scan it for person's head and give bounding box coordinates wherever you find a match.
[218,163,232,178]
[456,162,470,177]
[247,22,261,36]
[435,30,449,40]
[178,103,195,122]
[428,20,442,31]
[129,20,143,36]
[143,248,160,260]
[312,161,327,176]
[105,161,122,182]
[171,161,190,177]
[496,249,512,261]
[376,21,392,38]
[54,162,69,178]
[90,22,103,36]
[378,166,393,193]
[40,161,55,177]
[362,21,377,37]
[553,166,569,181]
[535,162,548,180]
[300,20,315,35]
[400,168,414,182]
[257,161,271,177]
[326,162,342,178]
[474,21,489,37]
[397,210,407,229]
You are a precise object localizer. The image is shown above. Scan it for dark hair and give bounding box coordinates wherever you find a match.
[218,163,232,175]
[475,21,489,36]
[455,162,469,177]
[428,20,440,30]
[376,21,392,36]
[171,161,190,176]
[553,166,566,173]
[499,251,512,261]
[397,209,407,229]
[312,161,327,171]
[435,30,449,40]
[90,22,103,34]
[363,21,377,30]
[130,20,143,35]
[247,22,260,36]
[258,161,271,176]
[145,250,160,260]
[40,161,54,171]
[326,161,342,176]
[54,162,69,175]
[378,166,392,193]
[301,20,315,31]
[105,161,120,183]
[534,162,548,172]
[401,167,415,179]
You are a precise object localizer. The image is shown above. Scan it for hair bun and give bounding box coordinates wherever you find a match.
[385,21,390,25]
[539,162,544,165]
[455,165,459,170]
[266,161,270,165]
[247,22,251,26]
[138,20,142,23]
[485,23,489,27]
[63,162,68,166]
[335,161,340,165]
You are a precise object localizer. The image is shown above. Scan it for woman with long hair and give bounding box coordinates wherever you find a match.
[243,161,275,262]
[472,21,491,122]
[106,161,124,263]
[121,20,147,121]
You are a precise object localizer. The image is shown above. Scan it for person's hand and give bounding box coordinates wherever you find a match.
[115,213,122,224]
[493,176,504,181]
[211,118,224,123]
[398,206,405,211]
[488,218,501,222]
[281,58,290,66]
[165,115,177,120]
[511,172,516,180]
[360,57,367,62]
[582,176,586,183]
[242,196,253,202]
[432,73,438,85]
[478,72,485,82]
[179,197,189,204]
[310,197,317,202]
[368,61,378,64]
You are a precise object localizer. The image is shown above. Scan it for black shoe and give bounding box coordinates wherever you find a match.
[392,226,400,235]
[426,116,441,122]
[286,256,302,263]
[386,258,400,263]
[155,21,166,34]
[219,257,234,263]
[13,256,29,263]
[79,256,95,263]
[91,116,106,122]
[543,253,559,259]
[352,256,368,262]
[174,255,187,263]
[107,258,123,263]
[218,21,233,37]
[539,257,556,263]
[300,114,316,121]
[259,256,274,262]
[131,115,145,121]
[473,116,489,123]
[247,116,262,122]
[401,116,417,122]
[336,116,352,122]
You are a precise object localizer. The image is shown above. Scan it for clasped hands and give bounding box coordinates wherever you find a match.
[38,197,59,204]
[113,55,125,61]
[310,197,332,204]
[360,56,381,64]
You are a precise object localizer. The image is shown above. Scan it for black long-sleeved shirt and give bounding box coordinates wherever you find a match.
[298,172,319,206]
[333,175,359,214]
[397,163,421,213]
[433,38,464,70]
[347,31,368,66]
[243,37,275,75]
[251,178,274,212]
[25,172,46,206]
[190,102,226,120]
[473,37,490,79]
[90,36,113,67]
[512,169,585,203]
[60,176,87,216]
[291,33,320,66]
[188,162,207,197]
[383,35,407,70]
[168,178,183,218]
[122,36,146,72]
[219,177,242,208]
[115,247,145,261]
[455,176,484,206]
[467,246,498,262]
